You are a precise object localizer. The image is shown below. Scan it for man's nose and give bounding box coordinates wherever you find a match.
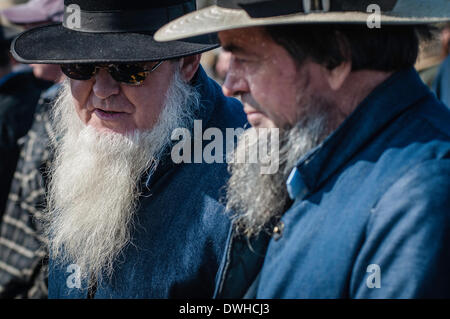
[92,68,120,99]
[222,59,249,97]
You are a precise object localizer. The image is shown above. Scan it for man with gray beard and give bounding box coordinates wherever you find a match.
[227,99,333,239]
[10,0,246,298]
[157,0,450,298]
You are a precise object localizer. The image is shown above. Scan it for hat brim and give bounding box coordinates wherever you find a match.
[155,5,450,42]
[11,23,219,64]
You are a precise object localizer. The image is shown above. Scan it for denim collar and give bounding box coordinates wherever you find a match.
[144,65,218,189]
[293,67,431,195]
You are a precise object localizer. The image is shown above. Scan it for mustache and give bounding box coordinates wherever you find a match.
[241,94,263,112]
[89,96,133,114]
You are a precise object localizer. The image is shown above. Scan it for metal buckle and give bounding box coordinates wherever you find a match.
[303,0,330,13]
[273,221,285,241]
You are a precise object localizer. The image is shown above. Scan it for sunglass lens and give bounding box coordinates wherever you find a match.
[61,64,96,80]
[111,64,148,85]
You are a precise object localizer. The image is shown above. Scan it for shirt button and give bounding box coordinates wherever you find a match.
[273,221,285,241]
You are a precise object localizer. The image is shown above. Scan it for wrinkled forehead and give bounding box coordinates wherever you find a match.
[218,27,274,55]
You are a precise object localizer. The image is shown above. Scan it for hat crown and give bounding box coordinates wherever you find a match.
[62,0,197,33]
[217,0,398,14]
[64,0,195,11]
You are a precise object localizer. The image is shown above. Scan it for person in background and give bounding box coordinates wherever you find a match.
[416,28,445,88]
[433,23,450,107]
[0,0,64,298]
[0,0,27,28]
[0,19,53,223]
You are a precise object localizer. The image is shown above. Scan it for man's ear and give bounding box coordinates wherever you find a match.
[326,60,352,91]
[179,54,201,82]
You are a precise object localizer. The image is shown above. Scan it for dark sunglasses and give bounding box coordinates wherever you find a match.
[60,61,164,85]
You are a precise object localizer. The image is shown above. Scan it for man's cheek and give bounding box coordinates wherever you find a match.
[74,104,88,126]
[70,79,93,102]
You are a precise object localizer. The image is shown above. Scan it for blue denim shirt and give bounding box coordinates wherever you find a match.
[48,67,247,298]
[217,67,450,299]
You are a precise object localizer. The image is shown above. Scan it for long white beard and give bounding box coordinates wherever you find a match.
[226,98,334,238]
[44,70,199,285]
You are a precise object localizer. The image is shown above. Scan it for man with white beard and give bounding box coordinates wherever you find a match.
[156,0,450,298]
[10,0,246,298]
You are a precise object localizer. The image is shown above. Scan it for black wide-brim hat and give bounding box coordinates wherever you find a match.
[11,0,219,64]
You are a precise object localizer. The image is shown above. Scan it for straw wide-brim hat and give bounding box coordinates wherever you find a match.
[11,0,218,64]
[155,0,450,42]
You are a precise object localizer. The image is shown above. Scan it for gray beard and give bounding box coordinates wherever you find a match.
[226,99,334,238]
[43,70,199,286]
